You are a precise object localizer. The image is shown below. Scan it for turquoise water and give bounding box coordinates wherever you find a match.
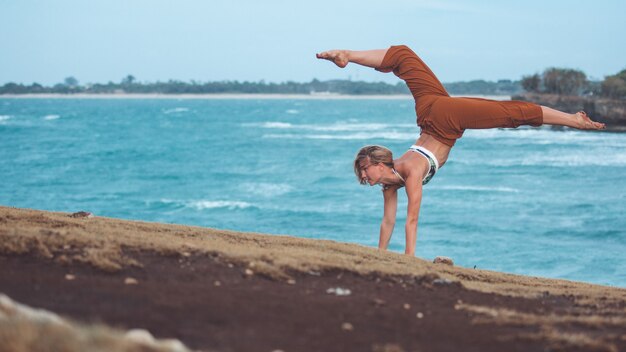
[1,97,625,287]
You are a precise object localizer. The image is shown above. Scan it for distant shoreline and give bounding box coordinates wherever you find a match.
[0,93,512,101]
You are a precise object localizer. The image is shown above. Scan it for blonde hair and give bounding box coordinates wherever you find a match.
[353,145,394,184]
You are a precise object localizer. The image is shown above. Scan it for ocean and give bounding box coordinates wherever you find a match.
[1,97,625,287]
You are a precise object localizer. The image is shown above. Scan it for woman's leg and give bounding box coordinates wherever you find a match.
[430,98,605,145]
[317,45,449,100]
[541,106,605,130]
[316,49,387,69]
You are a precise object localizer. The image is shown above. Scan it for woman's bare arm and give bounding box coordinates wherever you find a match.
[316,49,388,69]
[379,186,398,250]
[404,173,423,256]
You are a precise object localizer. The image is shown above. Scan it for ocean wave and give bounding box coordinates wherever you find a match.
[462,128,615,145]
[249,121,415,132]
[285,109,299,114]
[0,115,11,121]
[241,182,293,197]
[429,185,520,193]
[521,153,626,167]
[456,151,626,167]
[43,114,60,120]
[261,122,293,128]
[163,107,189,114]
[263,131,417,140]
[188,200,253,210]
[155,198,254,210]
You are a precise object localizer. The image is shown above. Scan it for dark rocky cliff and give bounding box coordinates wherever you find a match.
[512,93,626,131]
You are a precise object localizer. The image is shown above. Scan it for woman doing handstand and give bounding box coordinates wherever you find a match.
[316,45,605,256]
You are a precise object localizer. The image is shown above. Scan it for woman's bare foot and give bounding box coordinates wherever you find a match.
[573,111,606,130]
[316,50,350,68]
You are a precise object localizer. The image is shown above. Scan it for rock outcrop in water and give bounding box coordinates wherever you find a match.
[512,93,626,131]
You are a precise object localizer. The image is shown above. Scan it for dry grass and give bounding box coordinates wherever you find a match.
[510,327,620,352]
[456,303,625,352]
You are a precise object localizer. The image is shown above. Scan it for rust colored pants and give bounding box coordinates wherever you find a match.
[376,45,543,146]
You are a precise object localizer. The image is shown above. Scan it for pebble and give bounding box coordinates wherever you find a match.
[124,277,138,285]
[403,303,411,310]
[416,312,424,319]
[372,298,386,306]
[65,274,75,281]
[433,256,454,266]
[287,279,296,285]
[341,322,354,331]
[326,287,351,296]
[244,269,254,277]
[214,280,221,287]
[181,251,191,257]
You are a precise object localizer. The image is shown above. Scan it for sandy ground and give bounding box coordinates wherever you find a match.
[0,93,512,101]
[1,206,625,352]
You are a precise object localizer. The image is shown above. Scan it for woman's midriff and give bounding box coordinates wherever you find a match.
[414,133,451,167]
[414,95,452,167]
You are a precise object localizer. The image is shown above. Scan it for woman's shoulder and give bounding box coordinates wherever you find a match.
[395,154,429,178]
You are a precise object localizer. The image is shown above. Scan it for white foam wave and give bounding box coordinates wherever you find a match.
[457,150,626,167]
[43,114,60,120]
[263,131,417,140]
[0,115,11,121]
[286,109,299,114]
[187,200,252,210]
[463,128,613,145]
[252,121,415,132]
[430,185,520,193]
[163,107,189,114]
[242,183,293,197]
[157,198,253,210]
[519,153,626,167]
[262,122,293,128]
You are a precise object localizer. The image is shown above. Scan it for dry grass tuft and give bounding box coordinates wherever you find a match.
[513,326,619,352]
[456,303,623,352]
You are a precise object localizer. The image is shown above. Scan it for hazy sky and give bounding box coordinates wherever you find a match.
[1,0,625,85]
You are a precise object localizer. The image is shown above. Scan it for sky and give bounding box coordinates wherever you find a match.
[1,0,625,86]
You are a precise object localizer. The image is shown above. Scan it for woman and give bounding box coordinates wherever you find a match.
[316,45,605,256]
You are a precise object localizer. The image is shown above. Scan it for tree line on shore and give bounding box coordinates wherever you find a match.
[521,68,626,98]
[0,76,520,95]
[1,68,624,98]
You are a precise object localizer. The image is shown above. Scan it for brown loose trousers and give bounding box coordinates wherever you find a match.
[375,45,543,146]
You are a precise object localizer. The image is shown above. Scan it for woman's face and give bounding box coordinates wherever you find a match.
[360,159,383,186]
